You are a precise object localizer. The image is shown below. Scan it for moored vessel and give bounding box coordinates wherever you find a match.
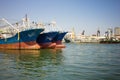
[36,31,58,49]
[0,16,44,49]
[36,21,67,49]
[52,31,67,48]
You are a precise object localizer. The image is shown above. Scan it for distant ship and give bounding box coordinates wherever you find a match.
[64,38,71,43]
[52,31,67,48]
[36,31,58,49]
[0,17,44,49]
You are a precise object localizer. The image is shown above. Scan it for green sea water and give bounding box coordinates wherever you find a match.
[0,43,120,80]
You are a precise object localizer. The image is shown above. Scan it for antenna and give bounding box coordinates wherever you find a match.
[25,14,28,22]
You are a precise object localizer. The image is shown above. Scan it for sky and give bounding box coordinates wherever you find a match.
[0,0,120,35]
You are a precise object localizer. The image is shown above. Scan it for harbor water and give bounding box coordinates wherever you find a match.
[0,43,120,80]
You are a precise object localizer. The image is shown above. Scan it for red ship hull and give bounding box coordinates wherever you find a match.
[0,41,41,49]
[52,32,67,48]
[54,40,66,48]
[38,42,56,49]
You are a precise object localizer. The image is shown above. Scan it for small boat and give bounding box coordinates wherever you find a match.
[52,31,67,48]
[64,38,71,43]
[100,40,120,44]
[36,31,58,49]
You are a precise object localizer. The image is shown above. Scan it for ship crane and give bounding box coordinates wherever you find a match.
[0,18,20,40]
[1,18,19,32]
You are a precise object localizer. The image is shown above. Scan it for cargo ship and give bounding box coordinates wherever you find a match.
[52,31,67,48]
[36,31,58,49]
[0,17,44,49]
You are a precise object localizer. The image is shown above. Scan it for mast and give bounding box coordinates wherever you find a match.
[25,14,30,28]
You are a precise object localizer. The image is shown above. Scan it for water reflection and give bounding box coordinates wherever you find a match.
[0,49,63,80]
[0,49,63,60]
